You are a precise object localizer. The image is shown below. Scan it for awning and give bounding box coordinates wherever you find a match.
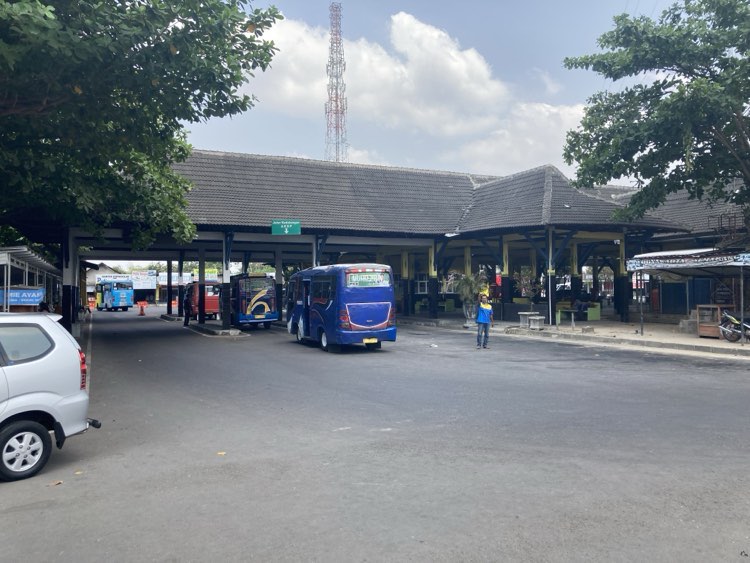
[0,246,61,275]
[628,248,750,278]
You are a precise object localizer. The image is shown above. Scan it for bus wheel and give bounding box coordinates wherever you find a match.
[122,307,129,312]
[320,330,338,353]
[365,342,382,351]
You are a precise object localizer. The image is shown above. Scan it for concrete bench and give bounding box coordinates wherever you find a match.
[518,311,536,329]
[528,315,546,330]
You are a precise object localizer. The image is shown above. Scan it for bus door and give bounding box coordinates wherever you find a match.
[301,280,311,337]
[95,283,103,310]
[96,282,114,311]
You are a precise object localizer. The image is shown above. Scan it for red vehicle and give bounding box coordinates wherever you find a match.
[187,282,221,320]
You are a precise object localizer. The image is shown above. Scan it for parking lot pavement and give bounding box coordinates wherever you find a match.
[157,304,750,359]
[397,315,750,360]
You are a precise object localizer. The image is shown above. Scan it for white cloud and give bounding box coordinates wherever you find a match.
[446,102,585,177]
[357,12,510,136]
[235,12,587,178]
[249,12,511,137]
[530,68,563,96]
[245,19,329,116]
[347,146,390,166]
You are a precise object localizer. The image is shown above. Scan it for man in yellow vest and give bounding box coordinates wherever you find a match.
[476,294,494,349]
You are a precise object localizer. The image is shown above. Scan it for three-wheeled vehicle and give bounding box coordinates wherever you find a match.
[230,273,279,329]
[286,263,396,351]
[186,282,221,320]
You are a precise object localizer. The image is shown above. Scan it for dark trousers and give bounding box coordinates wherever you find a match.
[183,309,191,325]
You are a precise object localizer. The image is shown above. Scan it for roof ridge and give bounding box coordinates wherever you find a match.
[453,176,484,234]
[541,167,557,224]
[190,148,479,179]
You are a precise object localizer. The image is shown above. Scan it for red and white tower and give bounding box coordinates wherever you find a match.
[325,2,348,162]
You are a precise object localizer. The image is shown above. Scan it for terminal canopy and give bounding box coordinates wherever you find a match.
[628,248,750,278]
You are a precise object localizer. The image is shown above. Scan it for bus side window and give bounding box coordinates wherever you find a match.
[311,280,324,305]
[311,277,333,306]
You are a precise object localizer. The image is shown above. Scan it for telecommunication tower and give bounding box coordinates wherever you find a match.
[325,2,348,162]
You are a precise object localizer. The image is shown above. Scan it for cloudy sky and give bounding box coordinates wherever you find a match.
[185,0,674,179]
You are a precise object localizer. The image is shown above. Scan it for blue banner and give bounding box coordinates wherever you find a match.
[0,288,46,305]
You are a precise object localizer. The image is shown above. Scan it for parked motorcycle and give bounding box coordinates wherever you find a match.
[718,310,750,342]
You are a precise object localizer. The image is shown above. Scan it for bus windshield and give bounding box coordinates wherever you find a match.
[247,277,275,291]
[345,270,391,288]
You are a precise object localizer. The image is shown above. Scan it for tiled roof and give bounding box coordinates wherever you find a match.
[175,151,682,236]
[175,150,481,235]
[652,186,742,235]
[590,180,744,237]
[455,165,680,233]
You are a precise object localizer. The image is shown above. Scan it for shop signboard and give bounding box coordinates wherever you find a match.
[0,287,45,305]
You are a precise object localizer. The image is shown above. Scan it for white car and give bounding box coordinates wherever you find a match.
[0,313,100,481]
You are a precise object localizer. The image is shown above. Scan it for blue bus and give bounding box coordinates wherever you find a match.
[230,273,279,329]
[95,279,135,311]
[286,263,396,351]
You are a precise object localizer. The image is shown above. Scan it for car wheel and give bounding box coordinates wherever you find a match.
[0,421,52,482]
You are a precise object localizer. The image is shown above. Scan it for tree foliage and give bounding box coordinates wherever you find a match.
[512,266,541,311]
[563,0,750,221]
[452,270,488,322]
[0,0,282,247]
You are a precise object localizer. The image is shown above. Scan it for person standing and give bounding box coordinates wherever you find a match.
[183,290,192,326]
[476,294,494,349]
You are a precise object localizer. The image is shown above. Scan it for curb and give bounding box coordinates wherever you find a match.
[396,317,750,358]
[501,327,750,358]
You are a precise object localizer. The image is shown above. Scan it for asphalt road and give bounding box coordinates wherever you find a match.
[4,311,750,562]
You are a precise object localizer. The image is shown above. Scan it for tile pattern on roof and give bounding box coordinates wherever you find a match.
[175,150,682,235]
[462,165,680,232]
[176,151,478,234]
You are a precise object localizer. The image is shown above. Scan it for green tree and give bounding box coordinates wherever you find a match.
[0,0,282,247]
[512,266,541,311]
[453,270,488,326]
[563,0,750,222]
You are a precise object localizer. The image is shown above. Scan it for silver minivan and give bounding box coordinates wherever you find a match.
[0,313,100,481]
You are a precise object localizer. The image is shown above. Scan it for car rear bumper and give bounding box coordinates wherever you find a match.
[55,391,90,438]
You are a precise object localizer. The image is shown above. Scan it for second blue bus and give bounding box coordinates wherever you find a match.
[286,263,396,351]
[95,279,135,311]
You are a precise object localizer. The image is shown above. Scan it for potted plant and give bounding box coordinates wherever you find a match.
[512,266,542,311]
[453,270,488,328]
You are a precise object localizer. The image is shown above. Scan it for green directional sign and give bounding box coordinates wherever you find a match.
[271,219,301,235]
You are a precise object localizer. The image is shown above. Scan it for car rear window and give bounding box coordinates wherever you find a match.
[0,324,54,364]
